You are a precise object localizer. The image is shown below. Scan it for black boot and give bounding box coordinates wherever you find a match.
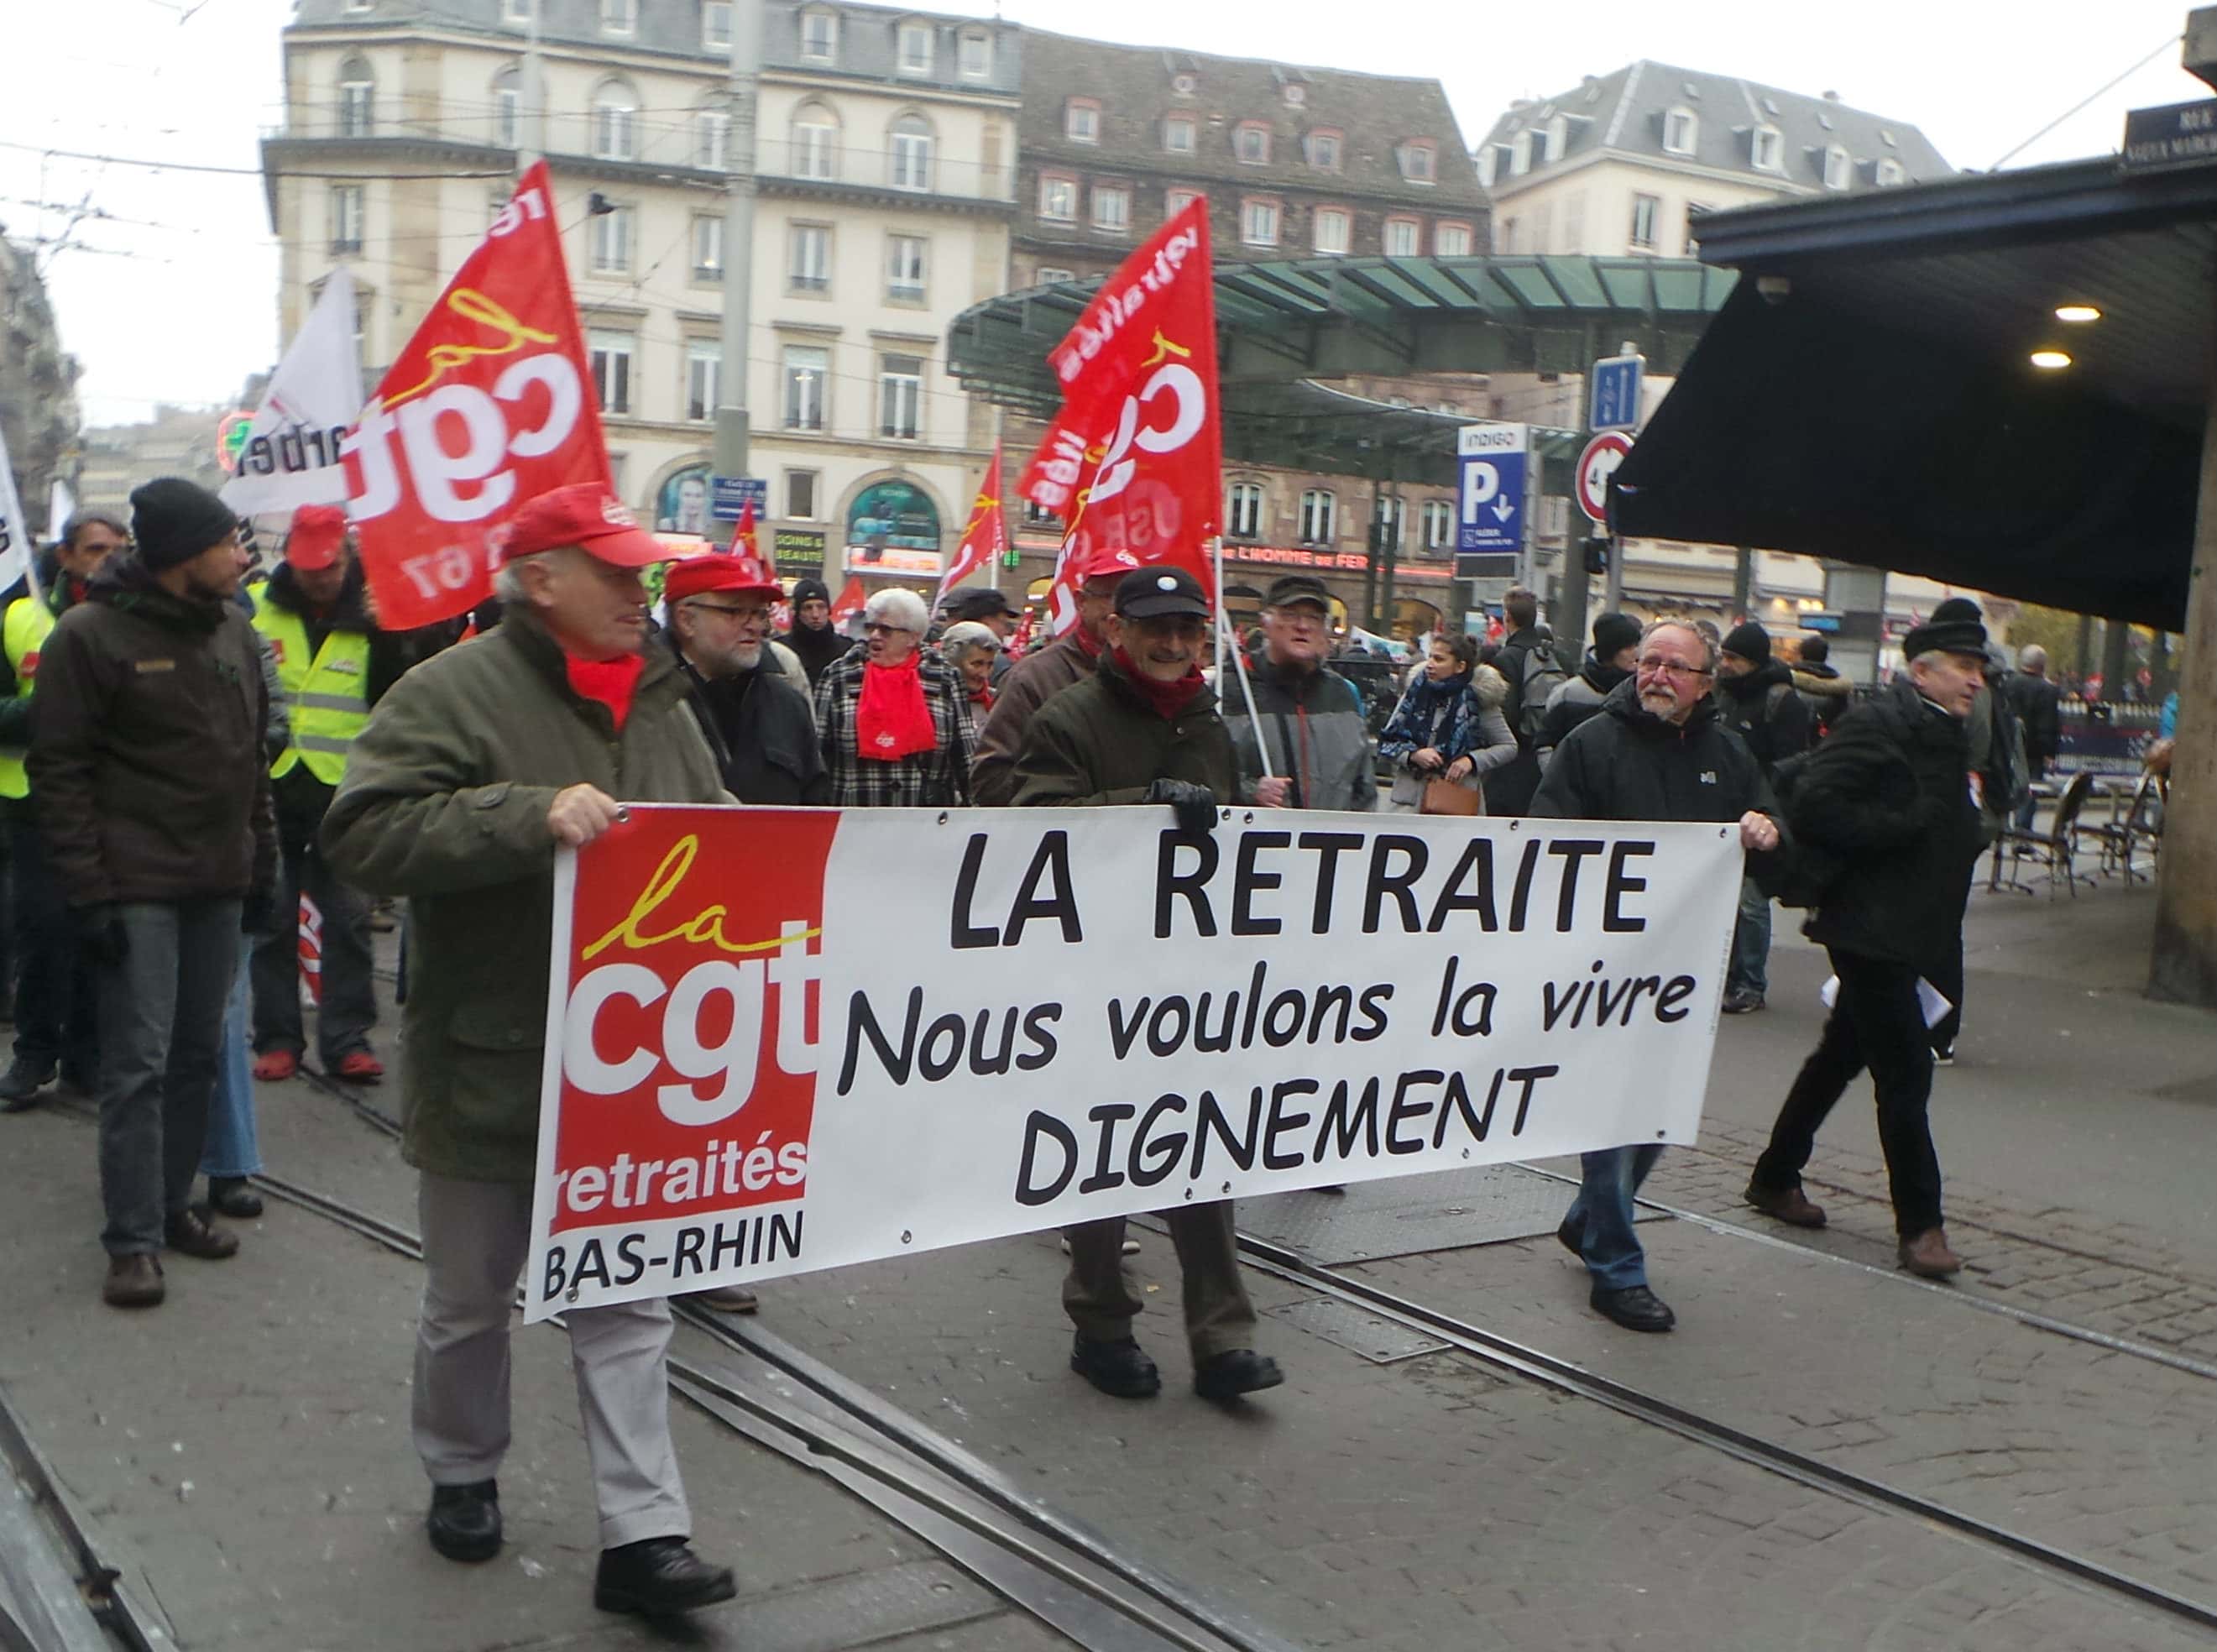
[1069,1333,1161,1398]
[593,1537,735,1616]
[1194,1348,1284,1401]
[207,1177,264,1220]
[426,1480,501,1562]
[0,1056,55,1112]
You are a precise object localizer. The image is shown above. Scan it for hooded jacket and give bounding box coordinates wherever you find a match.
[1218,648,1378,812]
[1377,662,1516,808]
[28,552,278,908]
[1791,660,1854,735]
[1535,649,1632,768]
[1712,657,1812,775]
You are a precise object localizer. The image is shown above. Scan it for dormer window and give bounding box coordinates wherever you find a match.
[1235,122,1271,165]
[1822,144,1851,191]
[1751,124,1783,172]
[897,23,932,76]
[798,8,836,62]
[1663,107,1697,155]
[1163,114,1196,154]
[1509,129,1532,176]
[1065,97,1100,144]
[600,0,634,35]
[1542,117,1566,163]
[1476,148,1496,188]
[1875,157,1906,186]
[1172,72,1196,97]
[1399,139,1436,182]
[958,29,991,78]
[1305,128,1342,171]
[703,1,731,50]
[1284,82,1306,107]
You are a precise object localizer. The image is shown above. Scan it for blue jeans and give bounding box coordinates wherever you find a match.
[199,936,259,1180]
[1728,876,1770,997]
[1561,1144,1665,1290]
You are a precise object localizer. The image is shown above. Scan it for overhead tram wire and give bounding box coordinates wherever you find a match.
[1989,32,2185,171]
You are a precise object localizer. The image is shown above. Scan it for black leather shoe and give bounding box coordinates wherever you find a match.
[207,1177,264,1220]
[164,1205,239,1260]
[0,1057,55,1111]
[426,1480,501,1562]
[1556,1214,1583,1257]
[1591,1285,1676,1332]
[58,1063,97,1096]
[1193,1348,1284,1401]
[593,1537,736,1617]
[1069,1333,1160,1398]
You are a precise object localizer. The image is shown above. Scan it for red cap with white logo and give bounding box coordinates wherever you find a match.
[493,482,670,569]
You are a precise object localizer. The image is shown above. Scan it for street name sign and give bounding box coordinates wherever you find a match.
[1576,431,1634,524]
[2122,99,2217,173]
[1588,354,1644,432]
[1456,422,1527,579]
[710,475,769,521]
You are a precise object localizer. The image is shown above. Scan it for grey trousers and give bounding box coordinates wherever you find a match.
[1064,1201,1258,1362]
[96,899,242,1255]
[413,1174,690,1550]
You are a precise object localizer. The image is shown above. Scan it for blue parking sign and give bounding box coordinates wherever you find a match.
[1456,423,1528,562]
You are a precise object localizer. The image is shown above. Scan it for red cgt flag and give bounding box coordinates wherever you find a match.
[344,161,612,628]
[935,443,1007,609]
[734,494,761,563]
[1017,197,1222,632]
[829,574,866,630]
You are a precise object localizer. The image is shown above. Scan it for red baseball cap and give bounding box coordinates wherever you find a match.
[1077,546,1142,586]
[285,504,348,572]
[665,552,782,604]
[494,482,669,569]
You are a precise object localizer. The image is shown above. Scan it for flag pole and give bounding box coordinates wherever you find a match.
[1213,536,1278,779]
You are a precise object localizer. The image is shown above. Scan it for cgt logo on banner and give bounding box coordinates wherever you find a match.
[524,804,1741,1320]
[344,160,610,630]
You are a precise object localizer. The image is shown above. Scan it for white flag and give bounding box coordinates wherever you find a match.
[220,266,360,516]
[0,425,29,596]
[47,476,75,540]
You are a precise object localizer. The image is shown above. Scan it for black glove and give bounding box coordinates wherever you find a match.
[71,904,128,969]
[1144,777,1220,836]
[242,887,281,938]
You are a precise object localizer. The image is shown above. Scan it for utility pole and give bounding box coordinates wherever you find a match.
[714,0,765,523]
[519,0,545,168]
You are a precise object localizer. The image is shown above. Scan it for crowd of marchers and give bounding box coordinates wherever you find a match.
[2,473,2026,1618]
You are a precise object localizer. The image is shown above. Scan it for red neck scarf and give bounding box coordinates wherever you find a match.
[1073,623,1107,660]
[856,651,937,761]
[969,682,996,710]
[565,651,646,731]
[1114,647,1205,720]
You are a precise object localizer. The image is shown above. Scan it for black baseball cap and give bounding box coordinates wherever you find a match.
[1263,573,1332,611]
[1116,567,1211,620]
[943,586,1018,621]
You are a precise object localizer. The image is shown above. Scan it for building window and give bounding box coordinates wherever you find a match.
[1562,193,1586,254]
[959,29,991,78]
[1065,99,1101,144]
[1235,122,1271,165]
[1629,193,1660,251]
[789,223,830,293]
[1496,217,1519,254]
[691,213,724,278]
[1663,106,1697,155]
[889,115,933,191]
[502,0,531,20]
[887,233,926,301]
[701,0,732,49]
[1305,129,1342,170]
[600,0,634,33]
[329,184,365,254]
[1035,266,1074,285]
[1823,144,1852,191]
[1038,175,1076,221]
[1509,130,1532,175]
[1382,217,1420,257]
[792,103,838,179]
[1435,221,1473,257]
[1226,481,1265,539]
[1543,117,1567,163]
[782,345,828,431]
[589,204,633,274]
[1165,186,1200,217]
[1312,208,1350,255]
[896,23,933,74]
[1399,140,1436,183]
[1298,489,1335,546]
[879,354,923,440]
[494,82,520,148]
[588,329,634,415]
[1875,157,1906,186]
[786,469,818,519]
[1373,494,1404,552]
[1092,185,1130,231]
[1421,498,1454,553]
[1751,125,1783,172]
[1240,197,1279,247]
[798,8,835,61]
[695,109,730,171]
[1163,115,1195,154]
[686,342,721,422]
[337,61,374,138]
[592,84,638,161]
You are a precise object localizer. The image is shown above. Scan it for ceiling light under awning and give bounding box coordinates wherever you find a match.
[2030,349,2073,369]
[2054,304,2103,323]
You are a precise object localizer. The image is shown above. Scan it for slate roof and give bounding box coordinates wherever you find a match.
[1475,60,1951,196]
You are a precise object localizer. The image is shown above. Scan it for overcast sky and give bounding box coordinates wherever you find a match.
[5,0,2207,426]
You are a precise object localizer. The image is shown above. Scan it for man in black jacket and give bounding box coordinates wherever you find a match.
[1534,610,1641,770]
[1484,586,1556,814]
[2000,643,2063,833]
[1532,620,1785,1332]
[665,552,825,808]
[1712,623,1812,1015]
[783,576,851,687]
[1746,611,1990,1279]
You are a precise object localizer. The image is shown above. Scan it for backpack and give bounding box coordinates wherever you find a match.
[1764,749,1848,911]
[1510,646,1567,745]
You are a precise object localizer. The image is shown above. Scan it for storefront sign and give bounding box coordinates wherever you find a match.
[773,529,827,562]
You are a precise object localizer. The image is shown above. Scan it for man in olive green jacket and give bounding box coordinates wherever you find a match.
[322,484,736,1620]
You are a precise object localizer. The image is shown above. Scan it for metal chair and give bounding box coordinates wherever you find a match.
[2081,770,2167,885]
[1994,771,2099,898]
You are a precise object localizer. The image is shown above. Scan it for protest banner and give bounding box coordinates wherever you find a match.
[524,804,1739,1320]
[221,265,359,518]
[0,424,32,598]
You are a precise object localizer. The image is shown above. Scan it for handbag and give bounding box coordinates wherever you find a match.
[1420,776,1482,816]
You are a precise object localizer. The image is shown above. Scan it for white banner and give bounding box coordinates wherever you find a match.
[219,266,359,517]
[524,806,1741,1320]
[0,424,29,596]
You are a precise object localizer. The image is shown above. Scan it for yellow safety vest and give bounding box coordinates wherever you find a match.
[249,583,371,785]
[0,595,57,800]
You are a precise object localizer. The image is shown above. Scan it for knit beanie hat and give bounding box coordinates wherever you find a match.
[791,576,831,607]
[129,478,237,572]
[1720,620,1771,666]
[1591,611,1642,660]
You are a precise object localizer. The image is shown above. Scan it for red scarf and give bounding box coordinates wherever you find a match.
[1114,647,1206,720]
[969,683,996,711]
[855,652,937,761]
[1072,623,1106,660]
[565,652,646,732]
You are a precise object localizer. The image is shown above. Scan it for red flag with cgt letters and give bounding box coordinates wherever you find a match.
[344,160,612,629]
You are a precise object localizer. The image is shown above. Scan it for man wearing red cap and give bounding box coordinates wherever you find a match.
[969,548,1133,806]
[663,552,825,808]
[244,504,399,1090]
[322,482,735,1618]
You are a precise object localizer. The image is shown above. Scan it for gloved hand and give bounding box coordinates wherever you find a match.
[242,886,281,938]
[1144,777,1220,836]
[71,904,128,969]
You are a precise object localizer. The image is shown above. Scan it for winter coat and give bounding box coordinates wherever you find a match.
[1535,651,1631,770]
[1218,650,1378,812]
[667,631,828,806]
[1712,658,1812,776]
[813,647,975,808]
[970,630,1100,806]
[1791,661,1854,736]
[1012,652,1235,808]
[321,604,728,1183]
[2001,670,2063,766]
[1378,663,1517,811]
[766,637,813,708]
[1532,675,1783,843]
[1785,677,1982,979]
[1482,625,1556,815]
[28,553,278,909]
[786,619,852,687]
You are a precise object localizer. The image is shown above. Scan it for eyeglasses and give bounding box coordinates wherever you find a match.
[864,622,918,636]
[1635,656,1713,680]
[685,602,767,620]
